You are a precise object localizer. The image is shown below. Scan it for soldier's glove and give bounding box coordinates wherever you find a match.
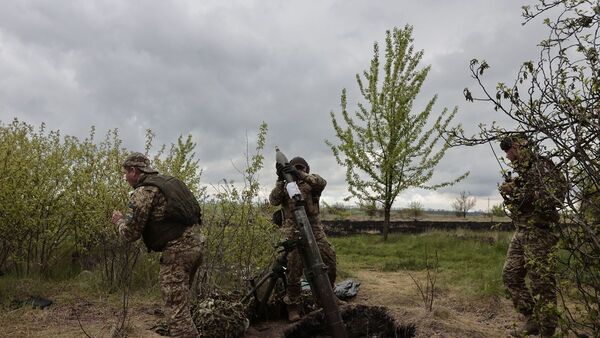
[281,163,299,179]
[276,163,285,181]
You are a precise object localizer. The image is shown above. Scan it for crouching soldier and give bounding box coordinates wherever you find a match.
[111,152,203,338]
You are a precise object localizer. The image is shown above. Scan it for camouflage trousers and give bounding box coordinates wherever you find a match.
[159,227,203,338]
[282,220,337,305]
[502,224,558,334]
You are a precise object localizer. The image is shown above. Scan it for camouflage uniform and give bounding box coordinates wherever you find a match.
[118,155,203,338]
[500,151,566,336]
[269,172,337,306]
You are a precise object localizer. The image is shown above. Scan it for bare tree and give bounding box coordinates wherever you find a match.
[406,201,424,220]
[452,191,476,218]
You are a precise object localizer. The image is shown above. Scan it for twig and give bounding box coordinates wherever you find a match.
[75,307,93,338]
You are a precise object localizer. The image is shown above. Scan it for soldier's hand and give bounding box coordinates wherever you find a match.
[111,210,124,225]
[276,162,285,181]
[282,163,299,178]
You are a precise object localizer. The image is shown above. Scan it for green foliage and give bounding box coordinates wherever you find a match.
[0,118,280,300]
[358,200,379,217]
[0,118,205,287]
[327,25,468,240]
[490,203,506,218]
[197,122,281,296]
[322,201,354,220]
[0,119,129,277]
[150,131,205,198]
[331,230,511,297]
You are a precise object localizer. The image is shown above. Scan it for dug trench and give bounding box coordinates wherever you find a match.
[243,269,520,338]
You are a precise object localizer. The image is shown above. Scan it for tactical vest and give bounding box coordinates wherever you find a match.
[136,174,202,252]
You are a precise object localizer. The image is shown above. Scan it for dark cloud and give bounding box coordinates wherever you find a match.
[0,0,547,209]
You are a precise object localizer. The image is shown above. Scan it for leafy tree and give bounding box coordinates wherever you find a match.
[452,191,476,218]
[457,1,600,334]
[358,200,379,217]
[327,25,468,240]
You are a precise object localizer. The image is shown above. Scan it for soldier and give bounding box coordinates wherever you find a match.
[269,156,337,322]
[111,152,203,338]
[499,135,566,337]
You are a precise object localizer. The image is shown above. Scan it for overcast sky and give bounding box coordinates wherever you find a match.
[0,1,550,211]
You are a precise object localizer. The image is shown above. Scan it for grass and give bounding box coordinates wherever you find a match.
[0,263,162,312]
[331,229,513,297]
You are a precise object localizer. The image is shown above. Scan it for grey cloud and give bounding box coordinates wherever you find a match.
[0,0,547,209]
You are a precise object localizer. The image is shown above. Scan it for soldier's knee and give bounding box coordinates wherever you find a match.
[501,265,512,284]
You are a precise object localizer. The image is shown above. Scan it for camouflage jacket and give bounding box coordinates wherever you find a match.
[269,172,326,225]
[117,174,164,243]
[501,154,567,224]
[117,173,200,250]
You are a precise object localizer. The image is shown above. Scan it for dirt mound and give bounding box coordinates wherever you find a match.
[284,304,416,338]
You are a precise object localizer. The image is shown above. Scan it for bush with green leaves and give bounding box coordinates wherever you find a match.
[194,122,281,298]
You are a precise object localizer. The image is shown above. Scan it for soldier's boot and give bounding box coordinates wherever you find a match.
[540,326,556,338]
[287,304,301,322]
[511,317,540,337]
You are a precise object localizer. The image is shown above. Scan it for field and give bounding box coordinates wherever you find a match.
[0,226,532,338]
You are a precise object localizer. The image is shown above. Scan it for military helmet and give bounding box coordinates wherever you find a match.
[290,156,309,174]
[122,152,158,173]
[500,134,529,151]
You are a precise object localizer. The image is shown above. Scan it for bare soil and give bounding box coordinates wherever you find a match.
[0,269,543,338]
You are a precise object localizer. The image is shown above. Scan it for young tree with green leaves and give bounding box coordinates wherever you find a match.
[327,25,468,240]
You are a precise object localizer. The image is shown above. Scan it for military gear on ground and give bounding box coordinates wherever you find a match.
[242,240,297,322]
[191,298,248,338]
[135,174,202,252]
[122,152,158,173]
[334,279,361,300]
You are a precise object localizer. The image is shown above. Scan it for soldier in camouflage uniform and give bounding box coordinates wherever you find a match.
[499,136,566,337]
[269,156,337,322]
[111,152,203,338]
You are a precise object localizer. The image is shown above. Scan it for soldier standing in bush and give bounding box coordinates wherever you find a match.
[269,156,337,322]
[111,152,203,338]
[499,135,566,337]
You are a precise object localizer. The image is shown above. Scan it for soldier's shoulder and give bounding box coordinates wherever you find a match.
[134,184,161,193]
[131,185,161,200]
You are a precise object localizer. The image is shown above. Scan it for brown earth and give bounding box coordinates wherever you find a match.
[0,270,549,338]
